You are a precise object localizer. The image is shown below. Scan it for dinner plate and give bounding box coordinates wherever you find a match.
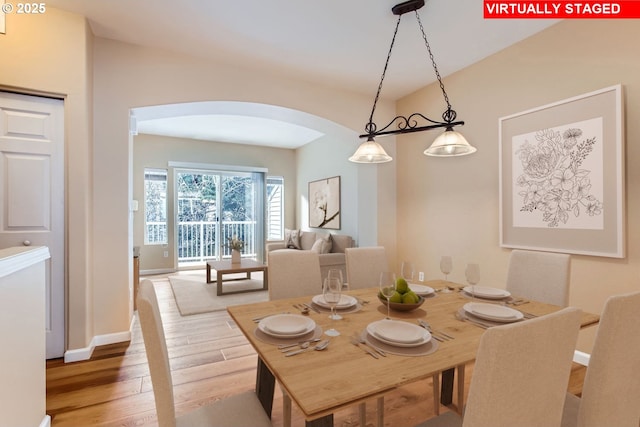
[462,286,511,300]
[312,294,357,309]
[463,302,523,323]
[258,314,316,338]
[366,320,431,347]
[408,283,435,296]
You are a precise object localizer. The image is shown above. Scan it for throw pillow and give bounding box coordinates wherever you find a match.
[284,228,301,249]
[311,234,332,254]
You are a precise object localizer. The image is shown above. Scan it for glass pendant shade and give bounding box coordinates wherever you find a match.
[349,137,393,163]
[424,128,476,157]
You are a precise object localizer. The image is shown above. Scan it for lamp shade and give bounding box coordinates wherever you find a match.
[424,128,476,157]
[349,137,393,163]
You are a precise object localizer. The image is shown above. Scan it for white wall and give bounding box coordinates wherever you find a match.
[395,19,640,352]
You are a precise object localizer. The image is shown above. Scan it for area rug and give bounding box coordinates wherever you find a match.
[168,271,269,316]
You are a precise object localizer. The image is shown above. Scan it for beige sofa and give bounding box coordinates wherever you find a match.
[266,230,354,279]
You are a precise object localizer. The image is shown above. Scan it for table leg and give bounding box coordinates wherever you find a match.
[440,368,454,405]
[262,268,268,291]
[256,358,275,418]
[216,271,223,296]
[206,263,212,283]
[456,364,465,414]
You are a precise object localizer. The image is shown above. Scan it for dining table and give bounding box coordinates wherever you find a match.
[226,279,599,427]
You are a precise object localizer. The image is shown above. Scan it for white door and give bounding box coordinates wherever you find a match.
[0,92,65,359]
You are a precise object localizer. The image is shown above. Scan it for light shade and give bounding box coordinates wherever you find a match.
[424,128,476,157]
[349,137,392,163]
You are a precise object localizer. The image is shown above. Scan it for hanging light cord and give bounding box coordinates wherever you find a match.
[415,11,456,124]
[365,15,403,135]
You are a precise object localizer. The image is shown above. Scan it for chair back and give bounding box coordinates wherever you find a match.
[267,249,322,300]
[463,307,582,427]
[345,246,388,289]
[137,279,177,427]
[506,249,571,306]
[576,291,640,427]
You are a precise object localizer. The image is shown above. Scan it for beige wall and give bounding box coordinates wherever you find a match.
[0,9,94,349]
[133,133,297,271]
[395,19,640,352]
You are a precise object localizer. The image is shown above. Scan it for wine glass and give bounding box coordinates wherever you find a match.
[328,268,346,292]
[379,271,397,320]
[323,277,342,336]
[465,263,480,302]
[326,269,344,319]
[401,261,415,282]
[440,256,452,280]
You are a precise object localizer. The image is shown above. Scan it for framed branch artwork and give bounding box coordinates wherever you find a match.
[309,176,341,229]
[499,85,624,258]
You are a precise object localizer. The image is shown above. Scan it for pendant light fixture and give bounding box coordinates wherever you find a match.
[349,0,476,163]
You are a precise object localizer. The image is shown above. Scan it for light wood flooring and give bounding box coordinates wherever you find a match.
[46,275,586,427]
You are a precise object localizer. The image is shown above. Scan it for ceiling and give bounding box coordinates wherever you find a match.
[46,0,559,147]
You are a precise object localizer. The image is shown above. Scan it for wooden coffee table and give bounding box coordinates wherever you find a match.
[206,259,268,296]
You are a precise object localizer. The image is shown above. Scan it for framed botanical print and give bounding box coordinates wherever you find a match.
[309,176,341,229]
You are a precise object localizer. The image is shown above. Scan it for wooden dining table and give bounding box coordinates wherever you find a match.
[226,280,599,427]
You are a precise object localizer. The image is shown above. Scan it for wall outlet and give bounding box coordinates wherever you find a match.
[163,251,168,257]
[418,271,425,281]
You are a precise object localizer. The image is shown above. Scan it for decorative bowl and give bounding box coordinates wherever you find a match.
[378,295,425,312]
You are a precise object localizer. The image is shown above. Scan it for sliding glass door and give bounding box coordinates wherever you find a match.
[176,169,264,266]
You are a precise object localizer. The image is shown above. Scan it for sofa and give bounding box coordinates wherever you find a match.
[266,229,354,279]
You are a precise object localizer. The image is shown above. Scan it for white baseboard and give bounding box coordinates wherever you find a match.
[63,327,133,363]
[140,268,175,276]
[573,350,591,366]
[40,414,51,427]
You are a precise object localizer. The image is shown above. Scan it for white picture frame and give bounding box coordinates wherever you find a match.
[499,85,625,258]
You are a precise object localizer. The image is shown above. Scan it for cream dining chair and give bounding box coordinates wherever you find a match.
[267,249,322,427]
[345,246,441,424]
[416,307,582,427]
[506,249,571,306]
[561,291,640,427]
[136,280,272,427]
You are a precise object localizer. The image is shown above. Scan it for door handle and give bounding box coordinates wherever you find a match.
[23,240,31,246]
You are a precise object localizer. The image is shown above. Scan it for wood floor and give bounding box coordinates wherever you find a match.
[46,276,586,427]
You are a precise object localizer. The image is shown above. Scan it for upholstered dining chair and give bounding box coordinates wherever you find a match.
[267,249,322,300]
[506,249,571,306]
[416,307,582,427]
[561,291,640,427]
[136,280,272,427]
[345,246,389,289]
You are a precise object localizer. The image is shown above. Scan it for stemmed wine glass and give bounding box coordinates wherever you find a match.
[323,277,342,336]
[440,256,452,281]
[465,263,480,302]
[379,271,397,320]
[327,269,345,319]
[401,261,415,282]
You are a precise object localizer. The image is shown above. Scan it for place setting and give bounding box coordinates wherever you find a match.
[253,313,323,345]
[457,301,525,328]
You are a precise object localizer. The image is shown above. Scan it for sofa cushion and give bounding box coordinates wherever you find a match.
[284,228,301,249]
[310,234,332,254]
[299,231,317,250]
[330,234,353,254]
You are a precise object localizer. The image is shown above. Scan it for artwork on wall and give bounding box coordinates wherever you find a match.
[309,176,341,229]
[499,85,624,258]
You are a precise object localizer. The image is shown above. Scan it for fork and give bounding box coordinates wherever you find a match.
[349,334,379,359]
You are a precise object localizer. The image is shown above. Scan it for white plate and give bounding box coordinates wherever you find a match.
[463,286,511,300]
[409,284,435,296]
[312,294,357,309]
[463,302,523,323]
[366,320,431,347]
[259,314,316,337]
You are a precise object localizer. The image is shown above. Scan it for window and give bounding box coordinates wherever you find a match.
[267,176,284,240]
[144,168,167,244]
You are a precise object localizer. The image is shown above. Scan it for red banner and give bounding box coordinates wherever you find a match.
[484,1,640,18]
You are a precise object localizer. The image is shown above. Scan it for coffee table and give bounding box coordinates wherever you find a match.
[206,259,268,296]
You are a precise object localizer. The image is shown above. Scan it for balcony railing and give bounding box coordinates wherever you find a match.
[146,220,257,264]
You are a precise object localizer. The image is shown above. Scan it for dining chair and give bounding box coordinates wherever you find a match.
[561,291,640,427]
[506,249,571,306]
[267,249,323,300]
[416,306,582,427]
[345,246,389,289]
[136,280,272,427]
